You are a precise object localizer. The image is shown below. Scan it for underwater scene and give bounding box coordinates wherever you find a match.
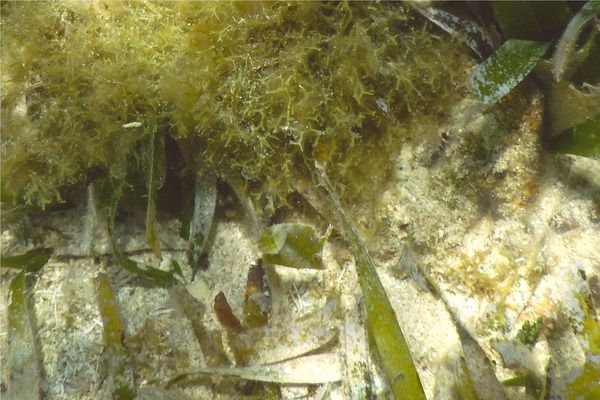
[1,1,599,399]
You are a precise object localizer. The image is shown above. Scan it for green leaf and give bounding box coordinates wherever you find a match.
[96,272,127,350]
[455,357,479,400]
[549,117,600,158]
[492,1,544,42]
[1,247,52,272]
[492,1,572,43]
[189,171,216,271]
[170,258,184,279]
[315,164,426,400]
[7,270,42,399]
[142,125,166,260]
[113,249,179,286]
[96,272,136,398]
[530,2,573,42]
[259,223,331,270]
[502,373,543,398]
[108,180,179,286]
[471,39,550,104]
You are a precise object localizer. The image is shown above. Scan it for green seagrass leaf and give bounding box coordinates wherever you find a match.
[471,39,549,104]
[7,270,42,399]
[315,164,426,400]
[259,223,330,269]
[549,117,600,159]
[1,248,52,273]
[142,124,166,260]
[189,172,217,271]
[95,272,136,399]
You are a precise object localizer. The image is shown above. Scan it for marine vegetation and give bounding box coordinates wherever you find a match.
[1,2,468,398]
[1,1,466,211]
[2,1,599,399]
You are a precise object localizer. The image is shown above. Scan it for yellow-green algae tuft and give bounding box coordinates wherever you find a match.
[1,1,469,212]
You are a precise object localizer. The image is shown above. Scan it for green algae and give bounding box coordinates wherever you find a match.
[0,3,473,397]
[1,1,468,213]
[517,317,544,346]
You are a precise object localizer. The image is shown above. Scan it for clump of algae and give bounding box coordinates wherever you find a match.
[1,1,469,212]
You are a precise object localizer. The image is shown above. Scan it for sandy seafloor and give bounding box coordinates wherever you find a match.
[1,84,600,400]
